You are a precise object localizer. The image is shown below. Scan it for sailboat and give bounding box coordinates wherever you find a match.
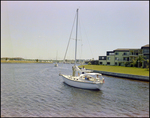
[54,62,58,67]
[54,51,58,67]
[59,9,104,90]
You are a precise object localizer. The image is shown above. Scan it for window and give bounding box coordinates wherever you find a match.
[107,57,110,60]
[99,56,106,60]
[115,52,118,55]
[115,57,119,60]
[145,55,149,59]
[100,62,103,64]
[107,62,110,65]
[143,49,149,54]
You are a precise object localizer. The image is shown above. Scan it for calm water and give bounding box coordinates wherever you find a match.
[1,63,149,117]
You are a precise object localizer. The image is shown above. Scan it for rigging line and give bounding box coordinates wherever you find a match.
[63,11,77,63]
[80,16,94,70]
[78,14,83,61]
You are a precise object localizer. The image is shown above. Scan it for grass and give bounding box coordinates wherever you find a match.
[79,65,149,77]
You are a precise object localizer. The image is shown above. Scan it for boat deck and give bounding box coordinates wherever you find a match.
[62,75,100,83]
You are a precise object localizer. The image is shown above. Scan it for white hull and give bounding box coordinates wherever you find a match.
[61,74,103,90]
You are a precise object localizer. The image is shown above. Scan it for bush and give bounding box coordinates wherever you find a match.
[124,62,130,67]
[146,65,149,70]
[88,62,91,65]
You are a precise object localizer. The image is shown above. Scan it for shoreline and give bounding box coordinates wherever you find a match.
[1,61,149,81]
[79,65,149,81]
[1,60,53,64]
[93,70,149,81]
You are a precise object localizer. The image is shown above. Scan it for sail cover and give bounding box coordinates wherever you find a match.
[74,65,93,73]
[75,65,82,72]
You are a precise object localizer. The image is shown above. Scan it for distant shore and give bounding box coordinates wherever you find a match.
[1,61,149,81]
[1,60,53,63]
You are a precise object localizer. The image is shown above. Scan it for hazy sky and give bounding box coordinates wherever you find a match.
[1,1,149,60]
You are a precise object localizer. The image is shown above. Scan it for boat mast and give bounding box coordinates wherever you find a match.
[75,9,78,66]
[56,50,57,63]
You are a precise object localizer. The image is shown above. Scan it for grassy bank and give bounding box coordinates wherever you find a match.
[1,60,53,63]
[79,65,149,76]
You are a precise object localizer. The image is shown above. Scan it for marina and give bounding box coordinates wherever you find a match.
[2,2,149,117]
[1,63,149,117]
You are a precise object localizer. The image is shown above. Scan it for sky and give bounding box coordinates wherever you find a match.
[1,1,149,60]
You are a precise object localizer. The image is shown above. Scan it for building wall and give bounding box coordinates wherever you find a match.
[97,44,149,68]
[106,55,115,65]
[142,46,149,68]
[99,56,107,65]
[114,51,130,66]
[99,60,107,65]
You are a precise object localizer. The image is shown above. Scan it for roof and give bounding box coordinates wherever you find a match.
[113,48,130,52]
[141,44,149,48]
[129,48,141,50]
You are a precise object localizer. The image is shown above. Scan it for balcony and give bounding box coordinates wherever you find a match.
[122,54,129,57]
[115,59,129,62]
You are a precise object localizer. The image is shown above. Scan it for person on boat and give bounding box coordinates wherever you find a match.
[96,75,99,78]
[96,75,100,80]
[82,66,85,74]
[85,75,88,80]
[85,75,90,80]
[72,66,76,76]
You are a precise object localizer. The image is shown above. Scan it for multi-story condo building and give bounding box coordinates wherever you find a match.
[141,44,149,67]
[98,44,149,67]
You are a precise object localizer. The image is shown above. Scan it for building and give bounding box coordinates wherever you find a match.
[99,56,107,65]
[141,44,149,68]
[98,44,149,67]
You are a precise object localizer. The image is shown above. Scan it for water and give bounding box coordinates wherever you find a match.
[1,63,149,117]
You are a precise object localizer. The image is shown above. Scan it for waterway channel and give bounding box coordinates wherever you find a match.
[1,63,149,117]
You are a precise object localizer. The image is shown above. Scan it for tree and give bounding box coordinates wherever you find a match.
[137,55,145,68]
[130,58,137,67]
[88,62,91,65]
[130,50,134,55]
[146,59,149,70]
[124,62,130,67]
[36,59,38,62]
